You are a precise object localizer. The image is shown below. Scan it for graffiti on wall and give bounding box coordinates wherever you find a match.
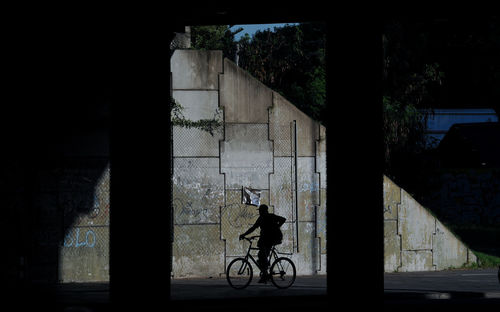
[173,182,224,224]
[63,228,96,248]
[226,202,258,228]
[174,197,213,222]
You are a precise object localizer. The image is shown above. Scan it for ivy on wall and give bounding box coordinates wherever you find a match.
[170,97,223,136]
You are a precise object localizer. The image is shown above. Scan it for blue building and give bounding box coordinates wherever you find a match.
[420,108,498,147]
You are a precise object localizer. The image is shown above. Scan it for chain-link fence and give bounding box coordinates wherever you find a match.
[31,157,110,283]
[171,118,301,276]
[270,121,298,254]
[171,116,326,277]
[59,159,110,282]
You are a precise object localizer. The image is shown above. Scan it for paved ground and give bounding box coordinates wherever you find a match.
[11,269,500,310]
[170,275,328,311]
[170,274,327,300]
[14,276,326,311]
[384,268,500,305]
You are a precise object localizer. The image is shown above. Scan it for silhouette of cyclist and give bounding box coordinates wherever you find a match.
[239,204,286,283]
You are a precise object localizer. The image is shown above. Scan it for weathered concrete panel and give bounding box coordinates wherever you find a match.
[319,254,327,275]
[270,157,294,221]
[173,126,222,157]
[221,124,273,189]
[171,50,222,90]
[270,92,318,157]
[269,94,294,157]
[297,157,319,222]
[169,51,327,278]
[60,227,109,282]
[172,224,225,278]
[433,220,469,270]
[221,189,269,256]
[59,165,110,228]
[468,249,478,263]
[172,90,220,120]
[399,189,434,251]
[383,175,400,220]
[294,222,319,275]
[317,191,327,254]
[384,220,401,272]
[278,222,295,254]
[400,250,434,272]
[269,122,293,157]
[220,59,272,123]
[59,164,110,282]
[173,158,224,224]
[316,125,327,188]
[172,90,222,157]
[316,125,327,256]
[384,175,476,272]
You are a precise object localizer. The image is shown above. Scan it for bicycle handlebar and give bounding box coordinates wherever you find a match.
[241,235,260,241]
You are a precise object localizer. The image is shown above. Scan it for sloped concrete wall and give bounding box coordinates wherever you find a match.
[171,50,327,278]
[219,58,272,123]
[383,175,477,272]
[268,91,326,275]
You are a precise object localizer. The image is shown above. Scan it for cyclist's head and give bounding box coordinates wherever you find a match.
[258,204,269,215]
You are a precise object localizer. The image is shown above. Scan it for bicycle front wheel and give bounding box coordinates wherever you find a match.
[269,257,296,289]
[226,258,253,289]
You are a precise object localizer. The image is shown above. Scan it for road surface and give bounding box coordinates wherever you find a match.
[385,268,500,304]
[170,274,327,300]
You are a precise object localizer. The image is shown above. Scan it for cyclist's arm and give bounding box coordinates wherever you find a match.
[241,217,260,237]
[241,224,258,237]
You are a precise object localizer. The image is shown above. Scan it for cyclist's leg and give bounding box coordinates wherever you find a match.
[257,243,272,281]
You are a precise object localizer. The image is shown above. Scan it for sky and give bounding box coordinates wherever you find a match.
[230,23,298,40]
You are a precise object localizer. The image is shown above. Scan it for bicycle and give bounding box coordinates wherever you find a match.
[226,235,296,289]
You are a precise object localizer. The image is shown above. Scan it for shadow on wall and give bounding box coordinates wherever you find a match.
[37,156,110,283]
[1,76,111,301]
[2,20,114,292]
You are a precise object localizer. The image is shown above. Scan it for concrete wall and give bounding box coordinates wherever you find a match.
[59,162,110,282]
[171,50,327,278]
[30,127,110,283]
[384,175,477,272]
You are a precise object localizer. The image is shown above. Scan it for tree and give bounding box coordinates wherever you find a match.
[237,23,327,124]
[382,19,445,180]
[190,25,242,62]
[383,16,500,178]
[187,23,327,124]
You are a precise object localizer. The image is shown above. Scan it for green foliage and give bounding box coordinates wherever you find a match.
[383,20,445,175]
[170,97,222,136]
[382,96,426,163]
[187,23,327,124]
[237,23,326,124]
[190,25,241,62]
[473,251,500,268]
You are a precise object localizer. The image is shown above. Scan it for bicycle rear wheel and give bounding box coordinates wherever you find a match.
[269,257,296,289]
[226,258,253,289]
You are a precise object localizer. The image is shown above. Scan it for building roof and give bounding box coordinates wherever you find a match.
[421,108,498,145]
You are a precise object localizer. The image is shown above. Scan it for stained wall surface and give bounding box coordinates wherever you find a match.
[31,133,110,283]
[171,50,327,278]
[383,175,477,272]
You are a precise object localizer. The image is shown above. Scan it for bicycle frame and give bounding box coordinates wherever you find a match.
[227,235,297,289]
[241,236,288,273]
